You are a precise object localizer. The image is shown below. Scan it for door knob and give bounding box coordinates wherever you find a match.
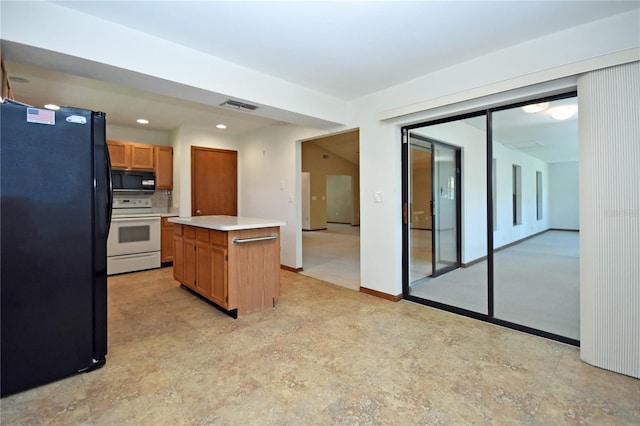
[196,209,202,215]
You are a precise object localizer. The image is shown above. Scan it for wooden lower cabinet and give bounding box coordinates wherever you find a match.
[182,227,196,289]
[173,224,184,282]
[209,245,227,307]
[194,229,211,297]
[161,216,176,263]
[172,223,280,317]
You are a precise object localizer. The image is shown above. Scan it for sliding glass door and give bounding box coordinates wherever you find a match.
[432,142,460,277]
[405,115,487,315]
[402,92,580,345]
[491,96,580,341]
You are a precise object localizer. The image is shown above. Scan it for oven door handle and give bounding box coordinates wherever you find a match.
[111,217,161,222]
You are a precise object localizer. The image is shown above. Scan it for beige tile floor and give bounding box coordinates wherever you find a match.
[1,267,639,425]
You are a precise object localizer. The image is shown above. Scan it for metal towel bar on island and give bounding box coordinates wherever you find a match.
[232,233,277,244]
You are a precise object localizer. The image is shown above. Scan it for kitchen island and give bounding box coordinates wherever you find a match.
[168,215,286,318]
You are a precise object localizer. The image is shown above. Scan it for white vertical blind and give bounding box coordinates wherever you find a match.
[578,61,640,378]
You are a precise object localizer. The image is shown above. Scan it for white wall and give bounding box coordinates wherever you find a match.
[378,10,640,120]
[106,123,170,146]
[238,124,325,269]
[549,161,579,230]
[492,142,550,248]
[171,126,240,216]
[326,175,353,224]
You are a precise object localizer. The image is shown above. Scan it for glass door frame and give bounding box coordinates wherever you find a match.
[429,138,462,278]
[401,92,580,347]
[406,135,462,283]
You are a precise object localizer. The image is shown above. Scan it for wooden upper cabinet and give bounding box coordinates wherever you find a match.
[154,146,173,190]
[130,143,154,170]
[107,140,153,170]
[107,140,130,169]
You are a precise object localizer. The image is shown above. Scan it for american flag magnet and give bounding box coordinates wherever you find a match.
[26,107,55,125]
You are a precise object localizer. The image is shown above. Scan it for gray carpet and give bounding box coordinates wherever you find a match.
[410,230,580,340]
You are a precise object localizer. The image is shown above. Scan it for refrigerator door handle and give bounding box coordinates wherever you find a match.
[106,144,113,235]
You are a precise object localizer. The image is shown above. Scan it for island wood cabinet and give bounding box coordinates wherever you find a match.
[172,223,280,317]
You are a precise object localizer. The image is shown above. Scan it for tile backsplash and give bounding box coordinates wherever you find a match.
[150,190,173,211]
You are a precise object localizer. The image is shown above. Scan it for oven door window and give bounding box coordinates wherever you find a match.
[107,217,161,257]
[119,225,151,243]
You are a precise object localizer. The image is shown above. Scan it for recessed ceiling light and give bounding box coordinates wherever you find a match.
[521,102,549,113]
[550,105,578,120]
[44,104,60,111]
[136,119,149,124]
[216,124,227,129]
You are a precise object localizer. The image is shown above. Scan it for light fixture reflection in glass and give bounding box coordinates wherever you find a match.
[521,102,549,113]
[136,118,149,124]
[550,105,578,120]
[216,124,227,129]
[44,104,60,110]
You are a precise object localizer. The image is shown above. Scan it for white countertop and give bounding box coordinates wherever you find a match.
[168,215,286,231]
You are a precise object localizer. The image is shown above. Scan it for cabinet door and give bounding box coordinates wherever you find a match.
[172,225,183,282]
[154,146,173,189]
[209,245,227,308]
[161,218,174,263]
[130,143,154,170]
[107,141,130,169]
[195,240,211,297]
[183,235,196,290]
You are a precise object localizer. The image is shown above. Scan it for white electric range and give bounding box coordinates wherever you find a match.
[107,197,161,275]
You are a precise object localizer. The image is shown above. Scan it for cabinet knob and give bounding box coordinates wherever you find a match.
[196,209,202,215]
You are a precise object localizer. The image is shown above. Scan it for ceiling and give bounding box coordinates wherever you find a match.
[48,0,638,100]
[5,60,284,135]
[305,129,360,165]
[2,1,634,159]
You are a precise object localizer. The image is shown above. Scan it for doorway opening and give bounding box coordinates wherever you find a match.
[300,129,360,290]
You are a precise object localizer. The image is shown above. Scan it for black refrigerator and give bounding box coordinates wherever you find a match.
[1,101,111,397]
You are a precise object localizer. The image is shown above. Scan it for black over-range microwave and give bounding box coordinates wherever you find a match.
[111,169,156,193]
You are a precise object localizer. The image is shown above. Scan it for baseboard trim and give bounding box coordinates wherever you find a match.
[495,229,548,252]
[281,265,303,272]
[462,256,486,268]
[302,228,327,232]
[360,286,402,302]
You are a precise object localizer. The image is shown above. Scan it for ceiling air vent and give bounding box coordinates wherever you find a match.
[220,99,259,112]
